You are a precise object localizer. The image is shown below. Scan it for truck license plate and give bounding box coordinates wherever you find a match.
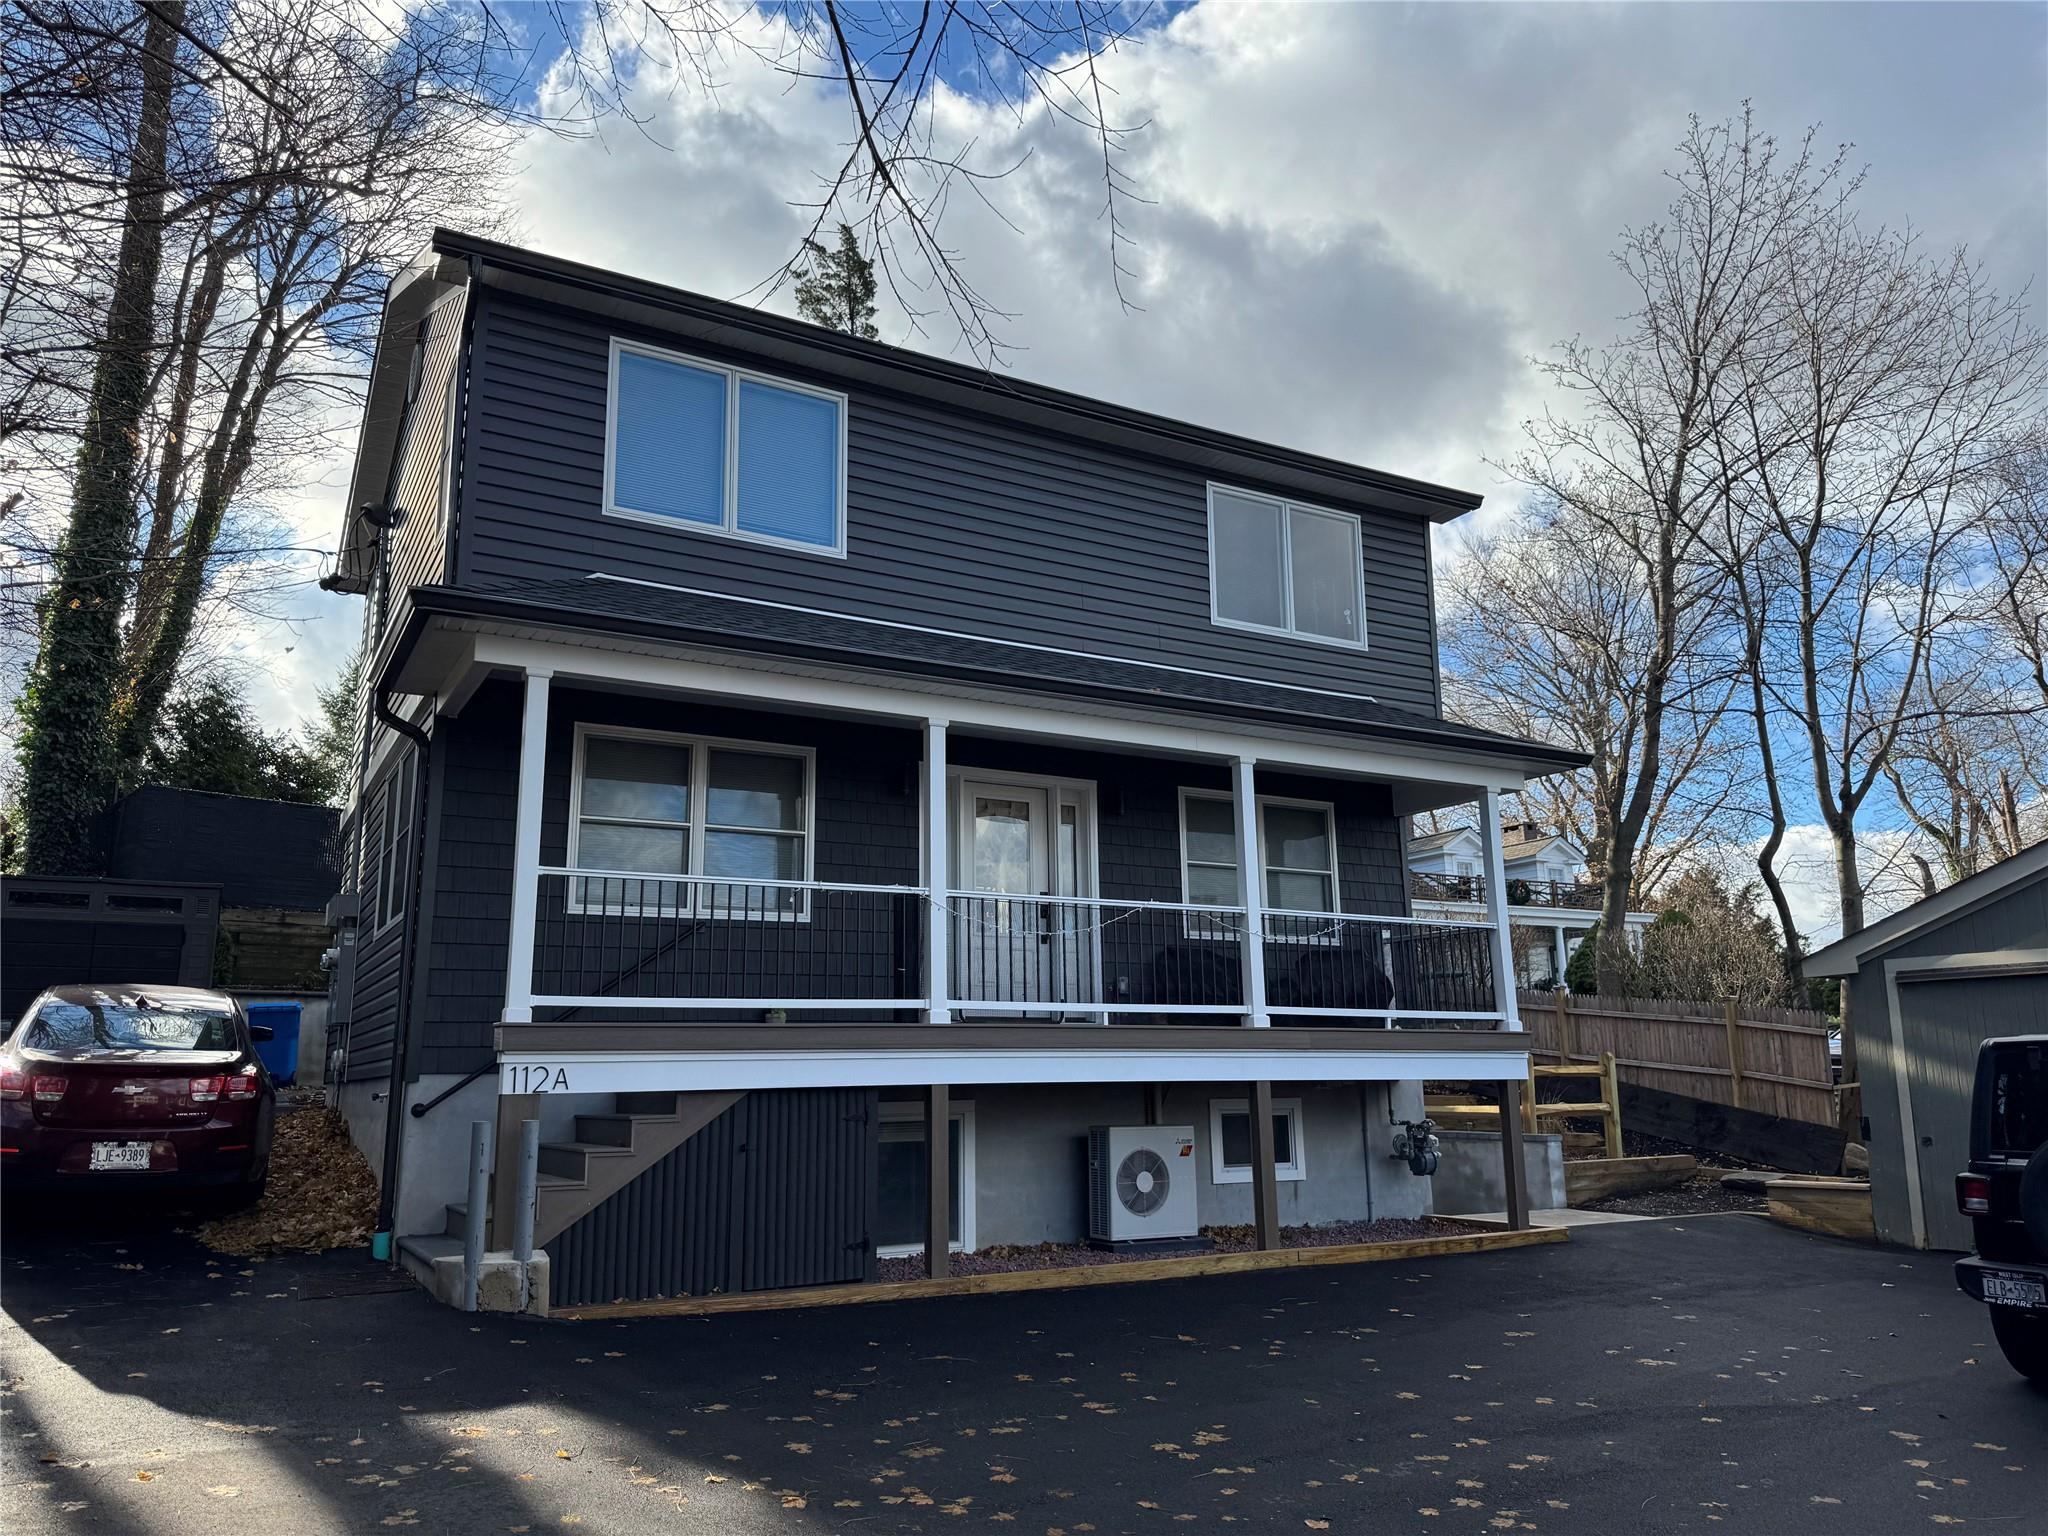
[88,1142,152,1171]
[1982,1271,2046,1308]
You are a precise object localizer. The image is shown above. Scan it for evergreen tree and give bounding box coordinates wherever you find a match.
[304,649,363,807]
[793,224,880,339]
[142,677,337,806]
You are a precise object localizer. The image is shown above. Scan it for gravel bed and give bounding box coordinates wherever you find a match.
[875,1216,1490,1281]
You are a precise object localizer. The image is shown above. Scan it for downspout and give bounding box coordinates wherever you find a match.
[372,686,431,1241]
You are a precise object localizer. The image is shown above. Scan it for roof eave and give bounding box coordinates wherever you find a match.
[428,228,1487,526]
[1802,839,2048,976]
[385,585,1589,776]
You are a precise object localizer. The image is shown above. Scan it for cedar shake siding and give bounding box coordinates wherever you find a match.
[453,289,1445,713]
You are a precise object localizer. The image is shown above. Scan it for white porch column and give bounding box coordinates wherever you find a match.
[1233,755,1270,1028]
[925,719,951,1024]
[1554,925,1572,990]
[502,669,552,1025]
[1475,787,1523,1031]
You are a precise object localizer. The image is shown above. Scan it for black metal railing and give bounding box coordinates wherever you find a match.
[1262,911,1498,1019]
[1409,872,1603,911]
[945,893,1250,1013]
[531,870,925,1006]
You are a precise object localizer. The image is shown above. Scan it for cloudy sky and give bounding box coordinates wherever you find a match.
[247,0,2044,938]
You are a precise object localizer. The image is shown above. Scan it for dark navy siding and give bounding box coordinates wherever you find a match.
[343,755,408,1083]
[546,1088,878,1305]
[456,291,1443,712]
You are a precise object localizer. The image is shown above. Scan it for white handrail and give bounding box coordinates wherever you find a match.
[539,867,926,897]
[944,889,1249,917]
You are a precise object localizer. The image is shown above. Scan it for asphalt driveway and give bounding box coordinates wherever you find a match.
[1,1202,2040,1534]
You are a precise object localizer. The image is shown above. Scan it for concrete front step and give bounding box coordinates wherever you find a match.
[396,1233,549,1314]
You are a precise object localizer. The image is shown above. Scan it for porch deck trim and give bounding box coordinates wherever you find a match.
[497,1021,1526,1054]
[550,1224,1568,1319]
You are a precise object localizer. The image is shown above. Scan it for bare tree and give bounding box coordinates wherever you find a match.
[4,0,1155,871]
[1504,110,1835,989]
[1729,210,2046,944]
[1439,503,1746,909]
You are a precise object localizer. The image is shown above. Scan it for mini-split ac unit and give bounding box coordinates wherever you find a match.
[1088,1125,1198,1243]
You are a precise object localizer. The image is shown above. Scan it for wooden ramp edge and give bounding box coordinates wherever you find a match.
[553,1225,1569,1321]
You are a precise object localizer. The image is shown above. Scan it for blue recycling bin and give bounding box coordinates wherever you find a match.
[245,1001,301,1086]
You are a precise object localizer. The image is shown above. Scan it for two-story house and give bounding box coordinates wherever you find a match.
[1407,823,1655,989]
[322,231,1587,1309]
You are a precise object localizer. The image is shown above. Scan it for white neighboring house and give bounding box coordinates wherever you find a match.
[1407,822,1655,990]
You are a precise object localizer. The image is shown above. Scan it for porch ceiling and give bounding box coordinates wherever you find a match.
[389,603,1573,810]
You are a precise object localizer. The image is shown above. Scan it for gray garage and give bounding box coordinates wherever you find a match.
[1805,842,2048,1251]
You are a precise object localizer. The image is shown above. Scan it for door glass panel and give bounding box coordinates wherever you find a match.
[971,798,1036,893]
[1211,492,1286,629]
[1057,804,1079,897]
[1288,506,1363,641]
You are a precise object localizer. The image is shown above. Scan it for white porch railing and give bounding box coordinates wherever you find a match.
[517,872,1504,1025]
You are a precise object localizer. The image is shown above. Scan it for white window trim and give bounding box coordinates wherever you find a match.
[1208,1096,1307,1184]
[877,1100,977,1257]
[1206,483,1368,650]
[372,756,413,938]
[1178,788,1341,923]
[603,336,850,559]
[567,722,816,920]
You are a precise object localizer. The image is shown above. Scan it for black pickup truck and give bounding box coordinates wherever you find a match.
[1954,1035,2048,1383]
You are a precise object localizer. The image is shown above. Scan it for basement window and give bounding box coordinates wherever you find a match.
[1208,1097,1306,1184]
[877,1102,976,1257]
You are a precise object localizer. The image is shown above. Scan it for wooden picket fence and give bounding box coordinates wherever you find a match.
[1518,991,1836,1128]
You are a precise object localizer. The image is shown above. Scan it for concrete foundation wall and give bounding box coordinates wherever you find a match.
[1429,1128,1566,1216]
[885,1079,1433,1248]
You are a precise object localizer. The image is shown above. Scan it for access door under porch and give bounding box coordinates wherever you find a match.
[947,774,1098,1017]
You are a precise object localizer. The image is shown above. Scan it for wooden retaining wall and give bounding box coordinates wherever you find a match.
[1520,992,1835,1128]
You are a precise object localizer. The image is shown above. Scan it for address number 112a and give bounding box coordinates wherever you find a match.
[504,1064,571,1093]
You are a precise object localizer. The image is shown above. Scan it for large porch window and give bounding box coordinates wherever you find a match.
[1178,790,1338,913]
[568,725,812,914]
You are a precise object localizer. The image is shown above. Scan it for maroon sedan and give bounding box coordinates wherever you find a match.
[1,985,275,1202]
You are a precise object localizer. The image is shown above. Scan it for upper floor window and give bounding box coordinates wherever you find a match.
[605,339,847,556]
[1207,485,1366,647]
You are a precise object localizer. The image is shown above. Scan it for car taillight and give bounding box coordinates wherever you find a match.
[1956,1174,1991,1216]
[30,1075,68,1102]
[189,1076,224,1103]
[0,1067,23,1100]
[223,1070,259,1100]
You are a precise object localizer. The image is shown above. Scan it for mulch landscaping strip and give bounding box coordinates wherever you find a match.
[553,1223,1568,1320]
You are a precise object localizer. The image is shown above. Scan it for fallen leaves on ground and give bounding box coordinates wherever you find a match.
[197,1108,377,1256]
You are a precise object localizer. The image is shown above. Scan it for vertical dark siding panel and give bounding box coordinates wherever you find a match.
[458,291,1443,711]
[545,1089,877,1306]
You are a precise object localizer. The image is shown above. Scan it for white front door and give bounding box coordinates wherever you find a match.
[951,780,1092,1013]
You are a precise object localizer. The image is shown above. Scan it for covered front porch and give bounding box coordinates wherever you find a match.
[407,633,1539,1038]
